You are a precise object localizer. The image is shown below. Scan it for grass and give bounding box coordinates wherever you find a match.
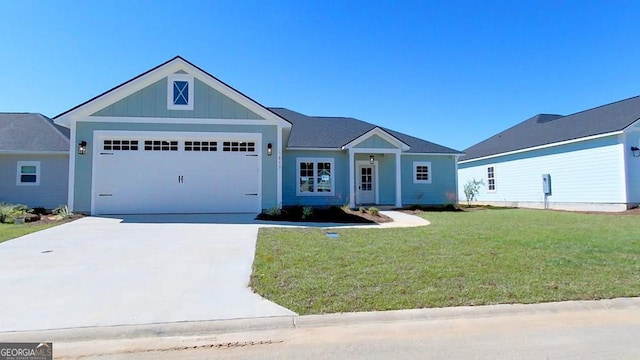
[251,209,640,315]
[0,223,62,244]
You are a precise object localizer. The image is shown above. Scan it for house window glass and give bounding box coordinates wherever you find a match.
[297,158,334,196]
[144,140,178,151]
[173,81,189,105]
[167,74,194,110]
[487,166,496,191]
[413,161,432,184]
[17,161,40,186]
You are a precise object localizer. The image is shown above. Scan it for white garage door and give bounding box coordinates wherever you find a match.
[92,131,261,214]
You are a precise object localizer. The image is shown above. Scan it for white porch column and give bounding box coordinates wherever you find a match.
[395,151,402,207]
[349,149,356,208]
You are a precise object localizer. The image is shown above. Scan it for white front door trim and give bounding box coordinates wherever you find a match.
[356,160,378,205]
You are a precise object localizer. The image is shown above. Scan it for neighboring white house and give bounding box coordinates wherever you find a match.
[458,96,640,212]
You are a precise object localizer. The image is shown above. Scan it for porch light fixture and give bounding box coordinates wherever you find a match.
[267,143,273,156]
[631,146,640,157]
[78,141,87,155]
[369,155,375,164]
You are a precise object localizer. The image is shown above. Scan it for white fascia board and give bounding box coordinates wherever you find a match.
[286,147,343,151]
[342,127,410,151]
[55,57,291,129]
[402,152,464,156]
[347,147,402,154]
[0,150,68,155]
[85,116,276,126]
[459,131,623,164]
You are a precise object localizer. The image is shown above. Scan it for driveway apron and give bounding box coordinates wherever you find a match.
[0,216,295,332]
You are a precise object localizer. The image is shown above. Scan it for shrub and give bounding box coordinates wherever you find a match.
[463,179,484,207]
[359,207,366,213]
[301,206,314,220]
[264,204,282,218]
[368,207,380,216]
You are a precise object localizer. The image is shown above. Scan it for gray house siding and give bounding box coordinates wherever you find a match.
[0,154,68,209]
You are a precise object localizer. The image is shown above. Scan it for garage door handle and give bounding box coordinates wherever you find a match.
[245,193,258,196]
[178,175,184,183]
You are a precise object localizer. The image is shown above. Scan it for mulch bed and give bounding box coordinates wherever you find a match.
[256,206,392,224]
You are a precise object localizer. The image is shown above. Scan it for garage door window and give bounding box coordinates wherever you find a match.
[222,141,255,152]
[144,140,178,151]
[185,141,217,151]
[103,140,139,151]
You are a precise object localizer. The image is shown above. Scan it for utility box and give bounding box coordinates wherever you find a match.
[542,174,552,195]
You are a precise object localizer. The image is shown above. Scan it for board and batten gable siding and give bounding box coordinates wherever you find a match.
[282,150,348,207]
[0,154,68,209]
[92,78,264,120]
[458,135,626,209]
[401,155,457,205]
[72,121,278,214]
[354,135,397,149]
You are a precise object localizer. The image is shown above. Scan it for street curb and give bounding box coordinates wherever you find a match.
[0,315,297,343]
[2,297,638,343]
[296,297,640,328]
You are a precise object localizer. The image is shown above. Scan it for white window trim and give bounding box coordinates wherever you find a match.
[167,74,194,110]
[413,161,432,184]
[296,157,335,196]
[17,161,40,186]
[487,165,497,192]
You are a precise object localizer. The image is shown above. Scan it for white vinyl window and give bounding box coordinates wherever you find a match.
[17,161,40,186]
[167,74,194,110]
[413,161,432,184]
[487,166,496,192]
[297,158,334,196]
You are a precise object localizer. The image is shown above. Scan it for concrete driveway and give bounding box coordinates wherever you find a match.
[0,215,295,333]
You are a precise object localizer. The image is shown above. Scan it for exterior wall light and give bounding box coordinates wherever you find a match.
[78,141,87,155]
[267,143,273,156]
[369,155,375,164]
[631,146,640,157]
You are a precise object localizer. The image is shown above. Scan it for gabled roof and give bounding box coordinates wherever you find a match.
[0,113,69,153]
[461,95,640,161]
[54,56,291,128]
[270,108,461,154]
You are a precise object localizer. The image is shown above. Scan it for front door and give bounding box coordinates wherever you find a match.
[357,164,376,204]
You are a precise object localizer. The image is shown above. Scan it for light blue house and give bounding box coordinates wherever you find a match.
[458,96,640,212]
[54,56,461,215]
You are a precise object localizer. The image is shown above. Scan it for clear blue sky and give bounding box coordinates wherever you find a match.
[2,1,640,150]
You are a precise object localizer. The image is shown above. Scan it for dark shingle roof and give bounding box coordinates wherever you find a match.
[270,108,460,154]
[461,95,640,161]
[0,113,69,152]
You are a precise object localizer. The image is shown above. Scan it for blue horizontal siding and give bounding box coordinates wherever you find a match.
[282,150,348,207]
[0,154,68,209]
[401,155,458,205]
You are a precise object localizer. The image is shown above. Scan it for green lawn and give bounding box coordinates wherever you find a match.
[0,223,62,244]
[251,209,640,315]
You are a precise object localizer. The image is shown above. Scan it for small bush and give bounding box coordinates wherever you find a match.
[359,207,366,213]
[368,207,380,216]
[264,204,282,218]
[301,206,314,220]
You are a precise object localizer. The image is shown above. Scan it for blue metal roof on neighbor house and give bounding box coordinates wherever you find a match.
[461,95,640,161]
[270,108,461,154]
[0,113,69,152]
